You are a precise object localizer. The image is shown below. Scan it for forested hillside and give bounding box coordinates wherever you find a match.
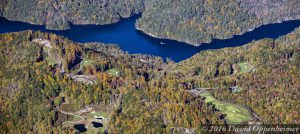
[1,0,300,133]
[1,26,299,133]
[167,26,300,124]
[0,31,223,133]
[0,0,144,30]
[1,26,300,133]
[1,0,300,45]
[136,0,300,45]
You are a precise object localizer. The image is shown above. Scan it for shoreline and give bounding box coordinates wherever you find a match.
[135,18,300,47]
[135,26,201,46]
[3,15,300,46]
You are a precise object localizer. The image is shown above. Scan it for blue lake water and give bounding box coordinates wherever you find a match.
[1,15,300,62]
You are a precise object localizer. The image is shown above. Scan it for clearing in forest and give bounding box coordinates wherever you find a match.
[237,62,254,73]
[199,92,252,124]
[70,115,82,122]
[43,47,58,67]
[82,58,95,66]
[106,68,121,77]
[60,104,109,133]
[89,111,108,118]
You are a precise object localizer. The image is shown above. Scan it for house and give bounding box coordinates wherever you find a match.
[229,87,243,93]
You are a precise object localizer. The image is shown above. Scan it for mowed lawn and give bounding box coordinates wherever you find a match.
[87,111,108,133]
[70,115,82,122]
[82,58,94,66]
[238,62,254,73]
[106,68,121,77]
[89,111,108,118]
[199,92,252,124]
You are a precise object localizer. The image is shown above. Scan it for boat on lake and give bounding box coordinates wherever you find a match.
[160,42,166,45]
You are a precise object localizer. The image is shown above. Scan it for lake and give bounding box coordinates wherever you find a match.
[1,15,300,62]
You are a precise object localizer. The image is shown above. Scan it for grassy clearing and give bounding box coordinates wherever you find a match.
[60,103,77,112]
[106,68,121,77]
[237,62,254,73]
[84,111,107,133]
[70,115,82,122]
[84,127,105,134]
[43,47,57,67]
[200,92,216,102]
[47,57,57,67]
[200,92,252,124]
[82,58,95,66]
[89,111,108,118]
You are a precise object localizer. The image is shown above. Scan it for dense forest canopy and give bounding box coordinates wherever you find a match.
[0,0,144,30]
[0,0,300,45]
[0,0,300,133]
[167,26,300,124]
[0,25,299,133]
[136,0,300,45]
[0,31,221,133]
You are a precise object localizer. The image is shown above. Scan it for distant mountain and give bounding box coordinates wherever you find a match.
[136,0,300,45]
[1,0,299,46]
[0,0,144,30]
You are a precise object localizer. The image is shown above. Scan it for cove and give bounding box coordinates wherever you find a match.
[1,15,300,62]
